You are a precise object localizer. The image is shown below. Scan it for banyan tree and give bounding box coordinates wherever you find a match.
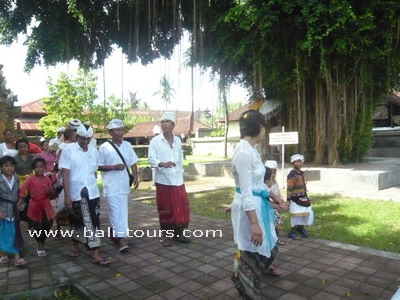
[1,0,400,165]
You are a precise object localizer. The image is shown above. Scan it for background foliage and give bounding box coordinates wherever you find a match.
[2,0,400,164]
[38,70,141,137]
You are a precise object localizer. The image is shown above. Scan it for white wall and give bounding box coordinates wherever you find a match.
[227,121,240,138]
[191,137,240,157]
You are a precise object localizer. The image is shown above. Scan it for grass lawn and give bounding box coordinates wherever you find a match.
[144,188,400,253]
[136,154,229,169]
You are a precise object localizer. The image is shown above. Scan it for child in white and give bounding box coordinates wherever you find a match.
[264,160,285,245]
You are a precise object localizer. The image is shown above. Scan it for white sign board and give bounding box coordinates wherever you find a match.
[269,132,298,145]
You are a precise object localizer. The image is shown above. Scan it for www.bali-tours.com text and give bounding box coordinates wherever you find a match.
[28,228,223,239]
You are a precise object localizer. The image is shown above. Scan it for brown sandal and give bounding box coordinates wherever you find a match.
[91,259,110,267]
[268,266,282,277]
[161,238,172,247]
[69,249,80,257]
[14,258,28,267]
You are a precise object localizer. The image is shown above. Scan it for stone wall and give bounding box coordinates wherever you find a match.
[368,129,400,157]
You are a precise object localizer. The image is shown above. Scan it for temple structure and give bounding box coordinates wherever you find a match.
[0,65,21,139]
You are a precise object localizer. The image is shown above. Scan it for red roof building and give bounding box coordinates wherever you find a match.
[15,99,46,136]
[95,116,212,145]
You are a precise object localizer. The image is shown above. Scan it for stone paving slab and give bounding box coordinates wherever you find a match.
[1,197,400,299]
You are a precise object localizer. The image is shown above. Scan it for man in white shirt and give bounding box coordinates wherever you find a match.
[148,112,190,247]
[98,119,139,253]
[59,124,109,266]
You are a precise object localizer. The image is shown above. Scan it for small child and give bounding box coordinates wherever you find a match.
[287,154,314,240]
[18,157,54,256]
[0,156,28,267]
[264,160,285,245]
[264,166,290,277]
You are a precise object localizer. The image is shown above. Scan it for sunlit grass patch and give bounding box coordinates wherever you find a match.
[282,194,400,253]
[142,188,400,253]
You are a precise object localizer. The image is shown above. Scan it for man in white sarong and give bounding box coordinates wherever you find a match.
[98,119,139,253]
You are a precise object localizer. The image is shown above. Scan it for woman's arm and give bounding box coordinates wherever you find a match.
[234,151,262,246]
[245,210,263,246]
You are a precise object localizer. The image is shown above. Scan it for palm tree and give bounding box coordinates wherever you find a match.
[153,75,175,110]
[127,91,141,109]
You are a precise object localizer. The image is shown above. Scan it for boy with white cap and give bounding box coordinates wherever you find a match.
[148,112,190,247]
[287,154,314,240]
[98,119,139,253]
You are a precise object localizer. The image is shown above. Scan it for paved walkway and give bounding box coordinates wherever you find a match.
[1,184,400,299]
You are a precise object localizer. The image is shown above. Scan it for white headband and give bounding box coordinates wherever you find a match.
[107,119,124,130]
[264,160,278,169]
[160,111,176,124]
[291,154,304,163]
[76,124,93,138]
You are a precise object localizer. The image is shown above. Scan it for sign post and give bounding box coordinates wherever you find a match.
[269,128,299,188]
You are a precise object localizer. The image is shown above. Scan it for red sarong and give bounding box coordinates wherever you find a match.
[155,183,190,229]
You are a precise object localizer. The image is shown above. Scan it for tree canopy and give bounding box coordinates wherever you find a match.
[2,0,400,164]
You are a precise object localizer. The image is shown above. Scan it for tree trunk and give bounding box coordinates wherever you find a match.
[223,87,229,158]
[313,80,326,165]
[326,66,339,166]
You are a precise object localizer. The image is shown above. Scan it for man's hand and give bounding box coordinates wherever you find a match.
[114,164,125,171]
[133,178,139,190]
[159,161,176,168]
[64,195,72,209]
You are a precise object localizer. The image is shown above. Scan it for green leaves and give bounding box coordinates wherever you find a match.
[38,70,98,137]
[2,0,400,164]
[38,69,144,137]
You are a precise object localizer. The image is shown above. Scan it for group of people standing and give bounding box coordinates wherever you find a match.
[0,128,59,266]
[0,108,314,299]
[0,112,192,268]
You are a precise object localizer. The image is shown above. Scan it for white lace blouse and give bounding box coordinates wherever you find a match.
[232,140,266,211]
[231,139,277,257]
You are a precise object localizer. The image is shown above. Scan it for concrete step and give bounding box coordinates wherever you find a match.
[187,158,400,192]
